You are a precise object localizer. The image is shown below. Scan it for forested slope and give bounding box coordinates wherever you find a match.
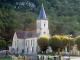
[0,0,80,42]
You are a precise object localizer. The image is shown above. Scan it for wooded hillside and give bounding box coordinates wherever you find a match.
[0,0,80,42]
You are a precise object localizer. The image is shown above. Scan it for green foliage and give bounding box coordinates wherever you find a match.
[0,0,80,46]
[0,9,37,41]
[69,38,75,46]
[75,36,80,50]
[0,11,2,19]
[61,36,75,51]
[0,40,6,48]
[7,40,12,44]
[61,36,69,47]
[0,58,11,60]
[37,36,49,52]
[49,35,74,52]
[49,35,62,52]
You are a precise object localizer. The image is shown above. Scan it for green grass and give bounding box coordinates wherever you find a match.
[38,53,54,56]
[0,58,11,60]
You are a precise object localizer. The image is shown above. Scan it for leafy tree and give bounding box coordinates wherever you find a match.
[0,40,6,49]
[37,36,49,53]
[0,11,2,19]
[0,0,80,50]
[61,35,74,53]
[7,40,12,44]
[49,35,74,54]
[75,36,80,50]
[49,35,61,53]
[69,38,75,50]
[61,36,69,48]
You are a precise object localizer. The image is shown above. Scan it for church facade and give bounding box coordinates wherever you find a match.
[10,4,50,54]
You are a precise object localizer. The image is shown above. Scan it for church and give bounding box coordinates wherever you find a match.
[10,4,50,54]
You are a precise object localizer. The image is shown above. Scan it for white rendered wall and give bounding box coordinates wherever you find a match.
[33,38,37,54]
[36,20,49,37]
[12,32,38,54]
[12,32,25,54]
[36,20,48,29]
[40,20,48,28]
[9,46,12,52]
[36,20,41,29]
[17,39,25,54]
[25,37,37,54]
[12,32,18,53]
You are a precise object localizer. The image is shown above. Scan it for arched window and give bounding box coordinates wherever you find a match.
[26,41,27,46]
[15,41,16,46]
[44,24,45,27]
[17,48,18,51]
[44,31,46,34]
[36,46,38,52]
[32,47,33,52]
[31,40,33,46]
[27,48,28,53]
[26,40,29,47]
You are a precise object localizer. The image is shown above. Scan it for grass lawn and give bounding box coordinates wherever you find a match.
[0,58,11,60]
[38,53,54,56]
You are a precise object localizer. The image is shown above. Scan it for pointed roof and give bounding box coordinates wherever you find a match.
[37,3,47,20]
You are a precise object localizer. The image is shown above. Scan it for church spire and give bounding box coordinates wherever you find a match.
[37,3,47,20]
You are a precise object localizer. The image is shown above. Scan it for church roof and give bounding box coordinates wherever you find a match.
[16,31,38,39]
[37,3,47,20]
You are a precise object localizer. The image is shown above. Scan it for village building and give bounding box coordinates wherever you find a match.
[10,4,50,54]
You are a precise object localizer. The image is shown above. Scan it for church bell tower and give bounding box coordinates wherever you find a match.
[36,3,49,37]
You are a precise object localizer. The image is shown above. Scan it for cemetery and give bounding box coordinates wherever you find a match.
[37,54,62,60]
[0,53,62,60]
[0,50,62,60]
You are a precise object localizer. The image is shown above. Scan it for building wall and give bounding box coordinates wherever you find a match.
[40,20,48,29]
[12,35,38,54]
[36,20,48,28]
[9,46,12,52]
[11,5,50,54]
[17,39,25,54]
[25,37,37,54]
[12,32,18,53]
[37,20,49,36]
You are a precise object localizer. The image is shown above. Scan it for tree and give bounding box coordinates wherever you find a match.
[37,36,49,53]
[0,0,80,51]
[49,35,62,54]
[75,36,80,50]
[61,36,69,48]
[61,35,74,53]
[69,38,75,50]
[0,40,6,49]
[49,35,74,54]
